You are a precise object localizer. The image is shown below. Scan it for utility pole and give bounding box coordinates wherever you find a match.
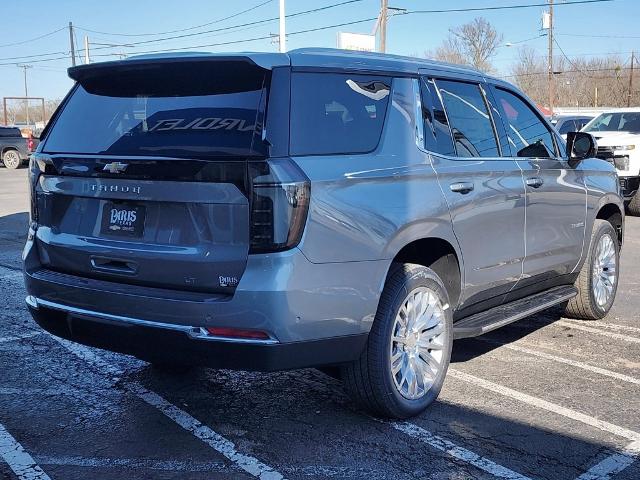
[628,52,635,107]
[547,0,554,114]
[84,35,90,64]
[68,21,76,67]
[17,64,32,126]
[380,0,388,53]
[278,0,286,53]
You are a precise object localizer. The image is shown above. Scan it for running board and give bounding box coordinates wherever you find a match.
[452,286,578,339]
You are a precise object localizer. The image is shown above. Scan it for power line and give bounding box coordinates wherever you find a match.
[84,0,367,52]
[559,32,640,40]
[75,0,275,37]
[0,27,66,49]
[66,0,618,57]
[0,0,365,62]
[0,0,618,65]
[504,66,632,79]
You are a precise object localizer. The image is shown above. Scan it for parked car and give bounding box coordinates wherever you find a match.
[551,114,594,139]
[0,126,37,169]
[580,110,640,215]
[24,49,624,418]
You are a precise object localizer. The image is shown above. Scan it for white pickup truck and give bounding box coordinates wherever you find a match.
[582,110,640,215]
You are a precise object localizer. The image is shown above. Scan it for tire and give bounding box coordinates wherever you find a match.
[2,149,21,169]
[565,219,620,320]
[341,263,453,419]
[627,191,640,216]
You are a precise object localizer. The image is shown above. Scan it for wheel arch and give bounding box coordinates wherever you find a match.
[596,202,624,247]
[386,236,463,310]
[1,146,19,156]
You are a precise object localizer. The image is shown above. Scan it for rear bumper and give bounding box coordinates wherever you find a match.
[23,231,387,369]
[26,296,367,371]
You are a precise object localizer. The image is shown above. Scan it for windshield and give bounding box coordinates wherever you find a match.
[583,112,640,133]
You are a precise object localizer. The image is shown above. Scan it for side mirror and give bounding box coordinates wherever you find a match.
[566,131,596,160]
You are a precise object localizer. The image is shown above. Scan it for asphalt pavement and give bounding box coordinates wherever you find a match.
[1,166,639,480]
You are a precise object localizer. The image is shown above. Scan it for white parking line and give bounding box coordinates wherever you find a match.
[391,422,533,480]
[0,332,41,344]
[576,440,640,480]
[0,271,22,281]
[449,369,640,442]
[50,336,285,480]
[451,369,640,478]
[0,422,51,480]
[302,372,535,480]
[556,320,640,344]
[484,340,640,386]
[561,319,640,335]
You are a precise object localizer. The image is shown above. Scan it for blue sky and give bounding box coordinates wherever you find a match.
[0,0,637,101]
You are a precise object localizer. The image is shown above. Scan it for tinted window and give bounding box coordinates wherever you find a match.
[44,68,267,159]
[493,87,556,158]
[419,77,456,156]
[290,73,391,156]
[558,120,576,135]
[436,80,499,157]
[0,127,21,138]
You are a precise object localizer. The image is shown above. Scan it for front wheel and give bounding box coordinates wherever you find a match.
[341,263,453,418]
[2,150,21,169]
[565,220,620,320]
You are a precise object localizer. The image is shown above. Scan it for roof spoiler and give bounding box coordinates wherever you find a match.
[68,52,290,83]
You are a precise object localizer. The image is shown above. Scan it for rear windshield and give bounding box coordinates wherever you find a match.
[290,72,391,156]
[44,62,268,159]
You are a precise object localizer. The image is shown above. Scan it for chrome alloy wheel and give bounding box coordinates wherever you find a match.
[3,150,20,169]
[592,233,617,308]
[390,287,446,400]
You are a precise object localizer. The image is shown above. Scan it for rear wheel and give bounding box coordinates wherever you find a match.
[627,191,640,216]
[565,220,619,320]
[2,149,21,169]
[341,263,453,418]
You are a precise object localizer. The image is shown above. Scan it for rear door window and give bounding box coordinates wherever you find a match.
[289,73,391,156]
[493,87,556,158]
[419,77,456,156]
[435,80,500,158]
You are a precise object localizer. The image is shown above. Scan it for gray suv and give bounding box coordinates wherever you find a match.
[24,49,624,418]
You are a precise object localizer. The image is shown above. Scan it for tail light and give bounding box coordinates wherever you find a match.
[27,153,51,224]
[26,136,34,152]
[248,159,310,253]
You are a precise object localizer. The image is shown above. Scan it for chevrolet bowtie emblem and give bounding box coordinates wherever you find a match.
[103,162,129,174]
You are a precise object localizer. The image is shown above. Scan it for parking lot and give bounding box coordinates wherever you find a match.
[1,166,639,480]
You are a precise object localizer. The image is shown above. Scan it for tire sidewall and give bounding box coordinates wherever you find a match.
[377,266,453,418]
[586,222,619,318]
[3,150,21,169]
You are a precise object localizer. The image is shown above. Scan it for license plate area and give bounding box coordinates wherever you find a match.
[100,202,146,238]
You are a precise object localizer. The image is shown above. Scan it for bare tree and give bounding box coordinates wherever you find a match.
[426,17,503,73]
[509,46,635,108]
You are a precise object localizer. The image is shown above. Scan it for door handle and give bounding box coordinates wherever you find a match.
[526,177,544,188]
[449,182,474,194]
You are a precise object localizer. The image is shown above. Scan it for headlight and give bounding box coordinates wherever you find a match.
[613,145,635,151]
